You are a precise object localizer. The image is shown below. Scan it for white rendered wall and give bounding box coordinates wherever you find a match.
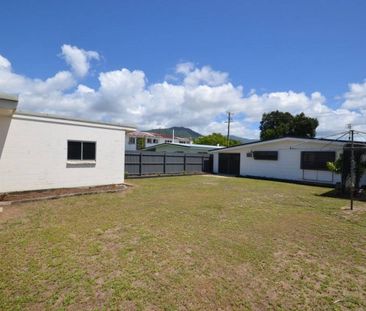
[0,114,126,193]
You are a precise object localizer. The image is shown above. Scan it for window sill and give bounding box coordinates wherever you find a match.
[67,160,96,164]
[66,160,96,168]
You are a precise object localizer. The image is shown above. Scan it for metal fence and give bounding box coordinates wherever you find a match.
[125,151,213,177]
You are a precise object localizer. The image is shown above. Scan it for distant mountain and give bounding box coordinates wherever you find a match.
[145,127,202,139]
[230,135,257,144]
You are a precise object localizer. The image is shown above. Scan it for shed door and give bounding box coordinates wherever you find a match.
[218,153,240,175]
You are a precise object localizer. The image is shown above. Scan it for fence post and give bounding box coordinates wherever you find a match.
[163,153,166,174]
[184,154,187,172]
[139,152,143,176]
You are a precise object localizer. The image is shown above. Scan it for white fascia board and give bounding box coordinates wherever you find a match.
[13,112,136,132]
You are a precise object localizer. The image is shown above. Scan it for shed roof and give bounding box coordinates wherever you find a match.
[209,136,366,153]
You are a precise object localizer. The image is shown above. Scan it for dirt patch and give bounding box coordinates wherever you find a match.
[201,174,231,178]
[0,184,129,204]
[0,205,28,223]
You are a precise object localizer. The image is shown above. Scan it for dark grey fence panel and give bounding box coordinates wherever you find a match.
[125,151,213,177]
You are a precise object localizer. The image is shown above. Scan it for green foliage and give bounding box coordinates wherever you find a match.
[194,133,240,147]
[260,111,319,140]
[326,155,343,174]
[136,137,145,150]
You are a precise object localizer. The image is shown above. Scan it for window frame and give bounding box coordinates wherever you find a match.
[67,140,97,162]
[300,151,335,171]
[128,137,136,144]
[252,151,278,161]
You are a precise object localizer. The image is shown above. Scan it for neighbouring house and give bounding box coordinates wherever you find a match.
[143,142,224,154]
[125,131,192,151]
[210,136,366,185]
[0,93,136,193]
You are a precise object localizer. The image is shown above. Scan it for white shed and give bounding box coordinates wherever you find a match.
[0,93,136,193]
[211,137,366,185]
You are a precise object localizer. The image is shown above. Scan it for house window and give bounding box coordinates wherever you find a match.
[153,139,159,143]
[301,151,335,171]
[147,138,152,144]
[253,151,278,160]
[128,137,136,144]
[165,140,172,143]
[67,141,96,161]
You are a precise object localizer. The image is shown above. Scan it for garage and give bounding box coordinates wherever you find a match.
[218,153,240,175]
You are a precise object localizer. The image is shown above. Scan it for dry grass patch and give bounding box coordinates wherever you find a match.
[1,176,366,310]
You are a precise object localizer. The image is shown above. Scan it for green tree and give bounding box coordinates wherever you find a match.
[194,133,240,147]
[291,113,319,138]
[259,111,318,140]
[136,137,146,150]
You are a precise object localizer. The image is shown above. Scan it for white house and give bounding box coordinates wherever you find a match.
[211,137,366,185]
[0,93,136,193]
[126,131,192,151]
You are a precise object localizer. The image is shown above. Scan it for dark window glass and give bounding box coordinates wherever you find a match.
[68,141,82,160]
[67,141,96,160]
[253,151,278,160]
[83,142,96,160]
[301,151,335,170]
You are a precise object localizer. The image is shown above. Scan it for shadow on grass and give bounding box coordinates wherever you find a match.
[317,189,366,202]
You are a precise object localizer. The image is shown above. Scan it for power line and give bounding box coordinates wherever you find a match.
[288,131,349,150]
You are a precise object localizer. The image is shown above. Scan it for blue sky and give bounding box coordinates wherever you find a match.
[0,0,366,137]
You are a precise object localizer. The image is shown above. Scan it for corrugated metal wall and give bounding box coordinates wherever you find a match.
[125,151,213,177]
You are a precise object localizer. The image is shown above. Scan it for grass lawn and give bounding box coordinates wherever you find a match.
[1,176,366,310]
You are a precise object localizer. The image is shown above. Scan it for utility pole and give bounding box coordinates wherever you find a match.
[350,126,355,210]
[226,111,233,147]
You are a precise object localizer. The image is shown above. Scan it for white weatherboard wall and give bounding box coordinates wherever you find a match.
[212,138,344,184]
[0,113,131,193]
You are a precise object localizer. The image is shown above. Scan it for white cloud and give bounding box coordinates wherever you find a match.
[342,80,366,110]
[0,55,11,70]
[176,62,229,87]
[0,54,75,96]
[60,44,99,77]
[1,46,366,139]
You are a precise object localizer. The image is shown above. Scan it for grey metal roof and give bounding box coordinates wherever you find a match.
[209,136,366,152]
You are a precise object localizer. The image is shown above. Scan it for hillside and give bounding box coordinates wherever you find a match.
[230,135,257,144]
[145,127,255,143]
[145,127,202,139]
